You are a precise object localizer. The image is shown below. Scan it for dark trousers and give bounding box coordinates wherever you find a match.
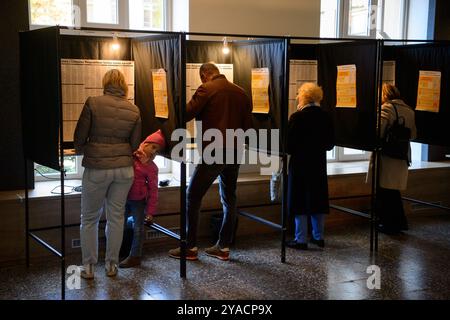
[186,163,240,248]
[376,187,408,232]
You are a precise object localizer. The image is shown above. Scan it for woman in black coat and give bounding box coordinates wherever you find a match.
[286,83,335,250]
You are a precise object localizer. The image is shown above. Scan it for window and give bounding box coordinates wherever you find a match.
[321,0,409,40]
[129,0,166,30]
[29,0,75,27]
[325,147,370,162]
[338,147,371,161]
[86,0,118,24]
[34,156,83,181]
[154,155,172,174]
[29,0,168,31]
[377,0,406,39]
[320,0,339,38]
[347,0,371,37]
[327,148,337,161]
[35,155,171,180]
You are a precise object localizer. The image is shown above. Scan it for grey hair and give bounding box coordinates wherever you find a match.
[199,62,220,77]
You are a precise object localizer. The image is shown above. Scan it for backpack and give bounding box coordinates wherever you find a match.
[381,103,411,165]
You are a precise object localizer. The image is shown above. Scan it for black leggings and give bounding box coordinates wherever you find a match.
[376,187,408,232]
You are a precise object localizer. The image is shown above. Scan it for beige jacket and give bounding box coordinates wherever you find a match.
[368,99,417,190]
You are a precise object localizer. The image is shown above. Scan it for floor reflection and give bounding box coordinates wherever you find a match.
[2,210,450,300]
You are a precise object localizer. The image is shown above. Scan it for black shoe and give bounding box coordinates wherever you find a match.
[286,240,308,250]
[377,224,401,235]
[310,238,325,248]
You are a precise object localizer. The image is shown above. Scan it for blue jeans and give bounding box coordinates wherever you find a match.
[80,166,134,265]
[186,163,240,248]
[124,200,146,257]
[294,214,325,244]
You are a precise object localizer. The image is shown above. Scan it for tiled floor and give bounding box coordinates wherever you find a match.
[1,209,450,300]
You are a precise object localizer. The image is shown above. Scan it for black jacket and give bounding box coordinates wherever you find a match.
[287,105,335,215]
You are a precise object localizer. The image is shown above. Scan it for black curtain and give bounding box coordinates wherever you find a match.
[232,39,286,152]
[318,41,378,151]
[290,43,319,60]
[383,43,450,147]
[20,27,60,171]
[1,0,32,190]
[187,40,232,64]
[60,35,131,60]
[131,35,180,154]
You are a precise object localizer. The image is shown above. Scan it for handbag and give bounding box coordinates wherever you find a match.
[270,161,283,203]
[381,103,411,165]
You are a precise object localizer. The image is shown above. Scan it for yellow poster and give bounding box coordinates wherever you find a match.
[251,68,270,114]
[152,69,169,119]
[416,70,441,113]
[336,64,357,108]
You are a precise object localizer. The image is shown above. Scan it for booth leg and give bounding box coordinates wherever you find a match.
[24,158,30,269]
[61,258,65,300]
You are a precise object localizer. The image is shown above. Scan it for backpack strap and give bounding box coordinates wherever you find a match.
[391,102,407,125]
[391,103,399,122]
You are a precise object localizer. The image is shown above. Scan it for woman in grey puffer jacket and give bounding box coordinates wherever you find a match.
[74,69,142,279]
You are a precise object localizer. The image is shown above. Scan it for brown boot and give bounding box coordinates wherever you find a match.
[118,256,141,268]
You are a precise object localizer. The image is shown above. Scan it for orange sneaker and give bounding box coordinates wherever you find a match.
[168,247,198,260]
[205,245,230,261]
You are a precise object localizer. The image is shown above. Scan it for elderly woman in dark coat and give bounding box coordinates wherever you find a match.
[286,83,335,250]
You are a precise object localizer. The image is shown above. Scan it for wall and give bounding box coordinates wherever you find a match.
[0,1,31,190]
[187,0,320,37]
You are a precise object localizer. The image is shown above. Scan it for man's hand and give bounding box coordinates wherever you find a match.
[144,215,153,225]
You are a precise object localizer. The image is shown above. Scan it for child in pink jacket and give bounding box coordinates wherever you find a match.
[119,130,166,268]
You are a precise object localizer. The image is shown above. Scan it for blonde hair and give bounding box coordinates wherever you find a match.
[297,82,323,105]
[102,69,128,97]
[382,83,401,103]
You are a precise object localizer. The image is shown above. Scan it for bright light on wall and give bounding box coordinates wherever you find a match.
[222,37,230,55]
[111,33,120,51]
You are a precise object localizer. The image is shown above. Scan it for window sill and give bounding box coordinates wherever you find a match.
[2,160,450,202]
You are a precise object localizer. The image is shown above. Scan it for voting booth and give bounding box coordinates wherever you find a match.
[20,26,187,299]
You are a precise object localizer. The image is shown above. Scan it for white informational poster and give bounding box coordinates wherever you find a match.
[185,63,234,138]
[61,59,135,142]
[382,61,396,85]
[152,69,169,119]
[289,60,318,117]
[336,64,357,108]
[251,67,270,114]
[416,70,441,113]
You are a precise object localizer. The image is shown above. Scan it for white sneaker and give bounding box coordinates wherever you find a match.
[80,264,94,280]
[105,262,118,277]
